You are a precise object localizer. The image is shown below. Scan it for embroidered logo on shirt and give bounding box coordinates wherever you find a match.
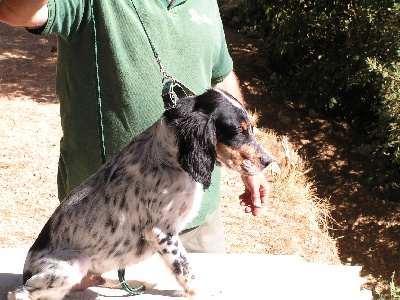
[189,9,213,25]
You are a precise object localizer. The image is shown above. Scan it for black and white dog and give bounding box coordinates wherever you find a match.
[8,89,273,300]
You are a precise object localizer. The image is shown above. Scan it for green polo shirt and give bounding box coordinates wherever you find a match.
[36,0,233,229]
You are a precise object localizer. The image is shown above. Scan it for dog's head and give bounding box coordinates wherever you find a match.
[165,88,273,189]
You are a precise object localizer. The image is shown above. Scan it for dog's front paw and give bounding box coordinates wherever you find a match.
[7,288,31,300]
[178,289,222,299]
[172,289,199,299]
[176,282,222,299]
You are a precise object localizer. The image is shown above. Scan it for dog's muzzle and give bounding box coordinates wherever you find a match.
[254,141,274,171]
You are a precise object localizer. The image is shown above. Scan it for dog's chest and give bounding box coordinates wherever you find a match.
[95,168,203,269]
[102,124,204,229]
[117,164,203,225]
[46,121,206,272]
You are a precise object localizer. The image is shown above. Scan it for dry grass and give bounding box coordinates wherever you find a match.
[222,127,340,265]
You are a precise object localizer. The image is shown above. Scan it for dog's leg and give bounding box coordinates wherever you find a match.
[146,228,197,298]
[8,250,90,300]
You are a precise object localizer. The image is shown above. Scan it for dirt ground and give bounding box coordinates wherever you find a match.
[0,22,399,298]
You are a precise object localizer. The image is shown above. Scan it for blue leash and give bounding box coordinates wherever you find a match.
[90,0,144,295]
[90,0,194,295]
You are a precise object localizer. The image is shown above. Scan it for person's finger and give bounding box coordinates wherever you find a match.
[242,175,261,207]
[251,202,267,216]
[238,189,251,200]
[246,176,262,208]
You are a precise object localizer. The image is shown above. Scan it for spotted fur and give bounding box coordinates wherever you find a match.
[8,89,272,300]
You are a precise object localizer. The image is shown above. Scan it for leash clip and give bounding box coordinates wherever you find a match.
[162,79,177,110]
[162,78,195,110]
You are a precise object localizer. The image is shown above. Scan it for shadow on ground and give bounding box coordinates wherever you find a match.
[0,23,57,103]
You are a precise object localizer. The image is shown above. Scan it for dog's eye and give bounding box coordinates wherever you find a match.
[235,126,244,134]
[241,120,248,132]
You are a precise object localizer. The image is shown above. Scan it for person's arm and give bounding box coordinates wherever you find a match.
[214,71,270,216]
[0,0,48,27]
[213,70,244,105]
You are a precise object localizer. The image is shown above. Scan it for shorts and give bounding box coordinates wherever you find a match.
[179,208,226,253]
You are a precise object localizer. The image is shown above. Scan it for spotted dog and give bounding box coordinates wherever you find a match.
[8,89,273,300]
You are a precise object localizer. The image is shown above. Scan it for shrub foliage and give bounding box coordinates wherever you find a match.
[367,57,400,192]
[239,0,400,196]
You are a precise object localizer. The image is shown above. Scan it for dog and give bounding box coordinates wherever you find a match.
[8,88,273,300]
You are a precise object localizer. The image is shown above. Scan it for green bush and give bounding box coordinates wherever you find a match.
[240,0,398,124]
[378,272,400,300]
[368,58,400,162]
[367,57,400,193]
[239,0,400,197]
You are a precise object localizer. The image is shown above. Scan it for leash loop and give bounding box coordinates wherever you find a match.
[118,269,146,295]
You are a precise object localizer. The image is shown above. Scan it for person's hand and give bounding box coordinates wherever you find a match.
[239,174,270,216]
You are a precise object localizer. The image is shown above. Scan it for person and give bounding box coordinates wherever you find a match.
[0,0,270,254]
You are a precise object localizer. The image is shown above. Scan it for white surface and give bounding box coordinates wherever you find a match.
[0,248,372,299]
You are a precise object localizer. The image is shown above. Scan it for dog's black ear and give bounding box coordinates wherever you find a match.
[173,113,217,189]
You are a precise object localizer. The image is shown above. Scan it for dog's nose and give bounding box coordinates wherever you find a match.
[253,141,273,169]
[261,153,273,169]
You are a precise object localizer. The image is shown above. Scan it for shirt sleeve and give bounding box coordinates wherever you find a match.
[211,17,233,84]
[28,0,90,39]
